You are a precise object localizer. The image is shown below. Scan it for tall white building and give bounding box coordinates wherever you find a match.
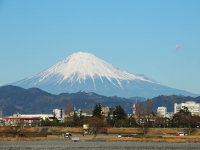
[53,109,63,121]
[174,101,200,116]
[157,107,167,117]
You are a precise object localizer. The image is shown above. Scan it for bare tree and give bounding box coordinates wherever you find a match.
[65,100,73,116]
[5,119,25,137]
[87,116,109,137]
[136,100,144,117]
[136,100,153,135]
[144,99,152,116]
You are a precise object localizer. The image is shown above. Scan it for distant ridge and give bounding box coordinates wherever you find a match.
[12,52,197,98]
[0,85,133,116]
[0,85,199,116]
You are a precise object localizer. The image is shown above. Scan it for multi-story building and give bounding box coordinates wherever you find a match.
[174,101,200,116]
[157,107,167,117]
[53,109,63,121]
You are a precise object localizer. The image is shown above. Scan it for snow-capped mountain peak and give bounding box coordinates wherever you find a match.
[12,52,195,98]
[34,52,154,86]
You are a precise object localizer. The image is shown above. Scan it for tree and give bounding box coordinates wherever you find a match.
[92,104,102,118]
[136,100,144,117]
[72,111,83,127]
[87,116,109,137]
[113,105,127,127]
[154,115,168,128]
[106,112,113,126]
[165,106,200,133]
[144,99,152,116]
[172,107,192,128]
[65,100,73,116]
[6,119,25,137]
[124,116,138,127]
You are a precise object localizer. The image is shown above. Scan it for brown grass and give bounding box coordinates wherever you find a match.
[48,127,83,133]
[107,128,187,135]
[1,127,200,135]
[1,127,200,142]
[0,137,47,141]
[106,135,200,143]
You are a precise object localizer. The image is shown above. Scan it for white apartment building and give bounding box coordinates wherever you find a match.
[53,109,63,121]
[174,101,200,116]
[157,107,167,117]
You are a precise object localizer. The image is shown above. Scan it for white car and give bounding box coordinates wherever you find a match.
[175,132,187,136]
[63,132,72,138]
[117,134,122,138]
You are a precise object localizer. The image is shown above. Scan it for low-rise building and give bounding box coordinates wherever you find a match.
[4,113,54,126]
[4,117,41,126]
[157,107,167,117]
[101,106,110,117]
[3,108,65,126]
[12,113,53,120]
[174,101,200,116]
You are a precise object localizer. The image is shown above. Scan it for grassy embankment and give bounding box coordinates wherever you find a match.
[1,127,200,142]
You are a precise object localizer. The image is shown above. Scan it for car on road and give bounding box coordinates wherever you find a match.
[117,134,122,138]
[175,132,187,136]
[63,132,72,138]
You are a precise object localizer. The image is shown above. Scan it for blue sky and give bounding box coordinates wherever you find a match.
[0,0,200,94]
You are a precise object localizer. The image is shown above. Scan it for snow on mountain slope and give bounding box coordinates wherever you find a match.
[12,52,197,98]
[16,52,156,87]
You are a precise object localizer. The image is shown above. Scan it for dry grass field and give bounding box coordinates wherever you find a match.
[106,135,200,143]
[1,127,200,142]
[47,127,83,133]
[107,128,186,135]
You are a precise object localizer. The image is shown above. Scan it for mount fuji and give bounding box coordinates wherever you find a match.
[12,52,196,98]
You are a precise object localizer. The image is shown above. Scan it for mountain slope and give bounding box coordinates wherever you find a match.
[1,86,200,116]
[0,85,133,116]
[12,52,197,98]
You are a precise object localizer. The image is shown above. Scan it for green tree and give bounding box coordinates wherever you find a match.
[106,112,113,126]
[92,104,102,118]
[171,106,197,134]
[172,107,191,128]
[113,105,127,127]
[124,116,138,127]
[72,111,82,127]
